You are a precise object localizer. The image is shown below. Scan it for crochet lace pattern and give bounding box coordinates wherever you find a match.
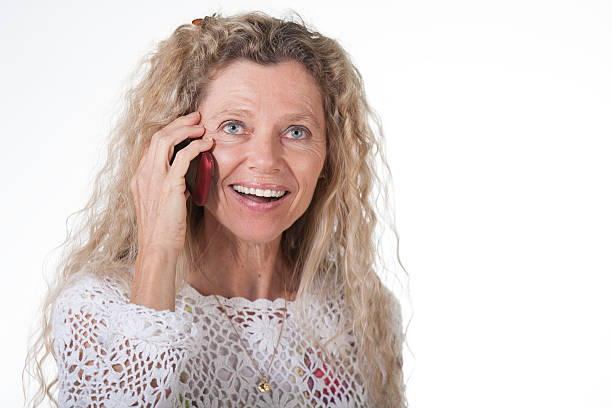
[52,275,372,407]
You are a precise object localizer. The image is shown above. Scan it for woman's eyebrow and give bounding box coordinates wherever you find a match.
[209,108,252,120]
[280,112,324,133]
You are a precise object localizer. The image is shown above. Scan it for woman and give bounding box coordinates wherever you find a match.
[25,12,406,407]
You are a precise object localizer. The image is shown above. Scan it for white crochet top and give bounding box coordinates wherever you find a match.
[52,275,375,407]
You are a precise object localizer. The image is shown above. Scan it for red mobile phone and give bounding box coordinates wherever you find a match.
[170,139,214,206]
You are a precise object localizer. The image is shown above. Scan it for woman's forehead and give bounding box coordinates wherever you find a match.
[201,60,325,124]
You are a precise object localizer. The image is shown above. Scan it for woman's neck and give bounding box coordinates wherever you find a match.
[187,216,291,301]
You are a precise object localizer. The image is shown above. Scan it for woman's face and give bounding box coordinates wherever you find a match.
[199,59,326,244]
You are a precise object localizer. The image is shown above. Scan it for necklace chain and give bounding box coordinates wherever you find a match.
[213,279,287,393]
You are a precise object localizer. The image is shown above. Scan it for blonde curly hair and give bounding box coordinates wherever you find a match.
[24,11,408,407]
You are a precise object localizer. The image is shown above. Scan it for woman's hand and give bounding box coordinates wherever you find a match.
[129,111,213,311]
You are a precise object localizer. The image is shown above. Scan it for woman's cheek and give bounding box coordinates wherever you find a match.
[283,139,326,167]
[285,142,326,196]
[210,141,246,176]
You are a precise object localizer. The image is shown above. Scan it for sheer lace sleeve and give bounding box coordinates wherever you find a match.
[52,275,200,408]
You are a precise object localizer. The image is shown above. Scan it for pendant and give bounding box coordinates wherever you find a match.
[257,377,271,393]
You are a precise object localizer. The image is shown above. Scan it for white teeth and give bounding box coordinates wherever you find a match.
[232,185,286,198]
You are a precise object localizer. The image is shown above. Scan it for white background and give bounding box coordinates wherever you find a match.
[2,0,611,407]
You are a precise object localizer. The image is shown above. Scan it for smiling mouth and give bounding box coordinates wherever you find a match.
[231,185,288,203]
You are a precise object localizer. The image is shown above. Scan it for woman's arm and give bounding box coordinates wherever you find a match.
[52,276,199,407]
[129,111,212,311]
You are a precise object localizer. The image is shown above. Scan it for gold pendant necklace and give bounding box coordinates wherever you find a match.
[257,377,271,393]
[213,278,287,393]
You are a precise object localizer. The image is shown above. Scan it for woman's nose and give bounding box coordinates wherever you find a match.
[246,132,281,174]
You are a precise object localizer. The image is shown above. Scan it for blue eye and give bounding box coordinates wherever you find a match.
[286,127,308,139]
[223,122,244,135]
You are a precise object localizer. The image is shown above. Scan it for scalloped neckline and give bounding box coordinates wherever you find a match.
[182,282,296,309]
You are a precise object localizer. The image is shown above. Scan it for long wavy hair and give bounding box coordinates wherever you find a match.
[24,11,409,407]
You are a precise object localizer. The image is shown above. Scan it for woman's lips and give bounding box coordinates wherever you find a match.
[231,184,287,198]
[228,186,291,212]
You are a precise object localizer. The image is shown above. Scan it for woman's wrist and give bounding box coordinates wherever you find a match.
[130,248,178,311]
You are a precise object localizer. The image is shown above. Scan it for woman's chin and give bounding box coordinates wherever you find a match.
[227,227,284,245]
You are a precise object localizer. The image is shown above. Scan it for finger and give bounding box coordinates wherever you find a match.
[163,111,202,134]
[147,111,203,158]
[139,112,204,181]
[165,125,210,163]
[149,125,207,175]
[150,123,205,153]
[168,138,214,180]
